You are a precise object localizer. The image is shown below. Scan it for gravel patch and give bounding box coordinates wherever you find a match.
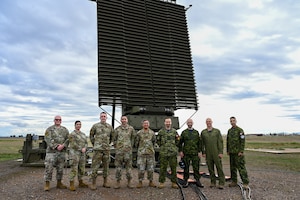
[0,160,299,200]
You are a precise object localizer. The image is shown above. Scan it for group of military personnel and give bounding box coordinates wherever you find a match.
[43,113,249,192]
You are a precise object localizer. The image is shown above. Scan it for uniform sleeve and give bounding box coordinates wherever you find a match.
[200,131,205,154]
[68,133,75,149]
[226,130,229,153]
[217,129,224,154]
[84,134,88,149]
[239,128,245,153]
[113,128,118,146]
[89,126,95,146]
[44,128,58,150]
[63,128,69,148]
[134,131,140,148]
[152,132,156,146]
[131,128,137,148]
[175,130,180,147]
[109,126,114,144]
[156,130,162,147]
[197,131,202,153]
[178,131,184,152]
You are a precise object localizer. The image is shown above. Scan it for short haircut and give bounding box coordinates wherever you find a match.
[142,119,149,123]
[75,120,81,125]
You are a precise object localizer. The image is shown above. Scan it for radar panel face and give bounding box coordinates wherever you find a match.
[97,0,198,110]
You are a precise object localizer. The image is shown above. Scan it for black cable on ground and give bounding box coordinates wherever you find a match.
[190,184,208,200]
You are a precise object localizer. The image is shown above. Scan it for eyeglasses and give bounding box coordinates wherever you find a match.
[55,119,61,121]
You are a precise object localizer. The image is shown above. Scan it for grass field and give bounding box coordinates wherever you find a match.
[1,135,300,172]
[245,134,300,149]
[245,135,300,172]
[0,137,24,162]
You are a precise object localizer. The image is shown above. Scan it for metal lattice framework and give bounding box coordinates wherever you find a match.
[97,0,198,111]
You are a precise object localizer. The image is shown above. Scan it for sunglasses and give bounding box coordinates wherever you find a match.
[55,119,62,121]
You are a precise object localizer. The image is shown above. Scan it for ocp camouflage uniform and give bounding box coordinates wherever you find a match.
[90,122,114,180]
[135,128,156,181]
[227,126,249,184]
[113,124,136,181]
[178,128,202,181]
[68,130,88,182]
[44,125,69,181]
[201,128,225,186]
[157,128,179,183]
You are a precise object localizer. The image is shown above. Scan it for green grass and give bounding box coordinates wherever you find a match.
[1,135,300,172]
[0,138,23,162]
[246,142,300,149]
[238,135,300,172]
[244,135,300,150]
[245,151,300,172]
[0,153,22,162]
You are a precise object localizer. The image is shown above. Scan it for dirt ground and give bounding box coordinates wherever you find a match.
[0,160,299,200]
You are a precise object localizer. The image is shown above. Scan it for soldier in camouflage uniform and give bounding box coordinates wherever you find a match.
[89,112,114,190]
[113,116,136,189]
[201,118,225,189]
[227,116,249,189]
[157,118,179,189]
[68,120,89,191]
[44,115,69,191]
[178,118,204,188]
[134,119,157,188]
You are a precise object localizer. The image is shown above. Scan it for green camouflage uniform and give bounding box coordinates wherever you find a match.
[135,128,156,181]
[178,128,202,181]
[201,128,225,186]
[227,126,249,184]
[44,125,69,181]
[113,124,136,181]
[68,130,88,181]
[89,122,114,179]
[157,128,179,183]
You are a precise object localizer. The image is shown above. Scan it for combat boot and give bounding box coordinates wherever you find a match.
[149,180,156,187]
[127,179,133,189]
[196,180,204,188]
[158,182,165,189]
[229,182,237,187]
[44,181,50,191]
[90,179,97,190]
[103,177,110,188]
[114,180,120,189]
[136,181,143,188]
[182,180,189,188]
[172,182,179,189]
[69,181,76,191]
[56,180,67,189]
[78,179,89,188]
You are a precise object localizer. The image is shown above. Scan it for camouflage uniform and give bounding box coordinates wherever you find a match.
[227,126,249,184]
[201,128,225,186]
[157,128,179,183]
[44,125,69,181]
[135,128,156,181]
[89,122,114,180]
[68,130,88,181]
[113,124,136,181]
[178,128,202,181]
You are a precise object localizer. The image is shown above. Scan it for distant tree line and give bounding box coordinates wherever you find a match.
[10,135,24,138]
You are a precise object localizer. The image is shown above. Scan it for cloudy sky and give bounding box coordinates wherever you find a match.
[1,0,299,137]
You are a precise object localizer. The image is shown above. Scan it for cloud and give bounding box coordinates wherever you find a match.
[0,0,300,137]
